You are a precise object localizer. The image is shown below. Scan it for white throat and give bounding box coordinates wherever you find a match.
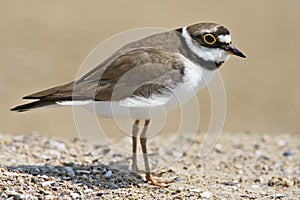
[181,27,231,63]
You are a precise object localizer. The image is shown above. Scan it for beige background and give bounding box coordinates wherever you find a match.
[0,0,299,138]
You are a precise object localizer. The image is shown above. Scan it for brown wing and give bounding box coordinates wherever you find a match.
[23,48,185,102]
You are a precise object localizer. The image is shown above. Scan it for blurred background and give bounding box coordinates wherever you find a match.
[1,0,299,138]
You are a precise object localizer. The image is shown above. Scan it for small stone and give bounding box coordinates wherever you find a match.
[240,194,249,198]
[42,180,55,187]
[257,155,270,161]
[49,141,66,151]
[20,194,33,199]
[70,192,80,199]
[200,191,211,198]
[8,194,21,200]
[39,175,49,179]
[65,166,75,176]
[190,188,201,193]
[13,135,24,142]
[255,150,262,157]
[215,144,222,152]
[277,140,286,147]
[273,193,285,199]
[115,176,123,183]
[84,189,93,194]
[176,186,184,191]
[234,164,242,170]
[174,177,183,181]
[223,181,237,186]
[4,171,17,176]
[84,152,92,157]
[232,186,239,191]
[105,170,112,178]
[274,163,281,169]
[241,194,256,199]
[31,167,41,175]
[69,148,78,157]
[44,195,56,200]
[47,149,61,157]
[76,170,91,174]
[283,151,292,157]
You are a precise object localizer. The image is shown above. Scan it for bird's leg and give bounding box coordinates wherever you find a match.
[140,119,151,180]
[132,119,140,173]
[140,119,175,187]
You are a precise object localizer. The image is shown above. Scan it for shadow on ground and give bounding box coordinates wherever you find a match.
[6,161,144,190]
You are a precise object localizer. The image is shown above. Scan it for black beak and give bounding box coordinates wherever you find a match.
[225,45,246,58]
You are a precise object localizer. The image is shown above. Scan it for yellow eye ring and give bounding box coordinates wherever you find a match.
[203,34,216,45]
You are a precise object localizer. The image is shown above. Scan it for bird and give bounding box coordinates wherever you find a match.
[11,22,246,186]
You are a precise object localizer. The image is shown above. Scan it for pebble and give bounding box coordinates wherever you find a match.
[223,181,237,186]
[189,188,201,193]
[282,150,292,157]
[255,150,262,156]
[45,195,56,200]
[47,149,61,157]
[70,191,81,199]
[69,148,78,157]
[84,189,93,194]
[13,135,24,142]
[76,170,91,174]
[4,171,17,176]
[234,164,242,170]
[215,143,222,152]
[105,170,112,178]
[273,193,285,199]
[20,194,34,199]
[42,180,55,187]
[200,191,212,198]
[240,194,256,199]
[49,141,66,151]
[7,194,21,200]
[65,166,75,176]
[277,140,286,147]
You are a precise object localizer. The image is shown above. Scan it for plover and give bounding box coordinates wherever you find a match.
[11,22,246,186]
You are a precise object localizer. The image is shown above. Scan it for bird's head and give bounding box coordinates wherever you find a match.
[182,22,246,66]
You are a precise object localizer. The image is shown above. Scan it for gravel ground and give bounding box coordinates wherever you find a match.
[0,132,299,199]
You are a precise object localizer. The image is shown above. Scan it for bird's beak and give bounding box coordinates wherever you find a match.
[224,44,246,58]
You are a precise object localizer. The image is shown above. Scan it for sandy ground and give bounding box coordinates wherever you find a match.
[0,132,299,199]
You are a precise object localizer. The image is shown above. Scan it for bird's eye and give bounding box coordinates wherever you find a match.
[203,34,216,45]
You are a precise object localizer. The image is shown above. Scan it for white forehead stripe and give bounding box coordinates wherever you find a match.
[218,35,231,43]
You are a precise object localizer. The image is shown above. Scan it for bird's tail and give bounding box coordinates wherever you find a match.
[10,100,58,112]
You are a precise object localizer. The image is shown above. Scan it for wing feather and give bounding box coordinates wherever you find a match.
[23,48,185,102]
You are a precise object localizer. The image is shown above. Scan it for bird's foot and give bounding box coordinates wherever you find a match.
[146,177,175,187]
